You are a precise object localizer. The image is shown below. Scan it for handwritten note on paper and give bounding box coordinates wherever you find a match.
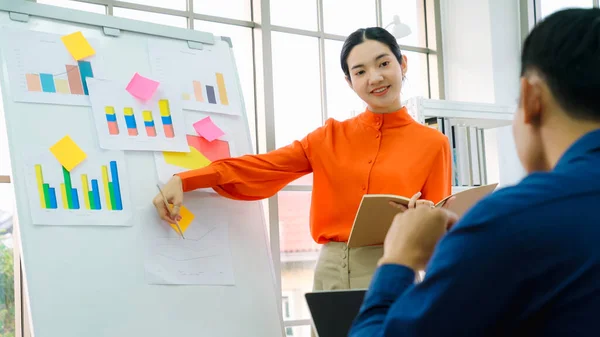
[126,73,160,101]
[169,204,195,234]
[193,117,225,142]
[60,31,96,61]
[49,135,87,171]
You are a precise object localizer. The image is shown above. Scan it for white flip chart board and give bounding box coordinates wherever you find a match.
[0,1,283,336]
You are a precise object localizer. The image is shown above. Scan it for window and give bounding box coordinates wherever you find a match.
[36,0,106,13]
[538,0,594,21]
[194,21,257,150]
[118,0,187,11]
[194,0,252,21]
[322,0,377,36]
[278,191,319,324]
[113,7,188,28]
[271,32,322,149]
[270,0,318,31]
[381,0,426,47]
[401,50,430,100]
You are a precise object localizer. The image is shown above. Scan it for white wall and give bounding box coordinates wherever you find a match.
[441,0,526,187]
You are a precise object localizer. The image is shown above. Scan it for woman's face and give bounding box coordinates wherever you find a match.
[345,39,407,113]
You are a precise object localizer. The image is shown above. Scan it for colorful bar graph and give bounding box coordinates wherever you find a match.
[26,74,42,92]
[40,73,56,93]
[25,61,93,95]
[193,81,204,102]
[124,107,138,136]
[216,73,229,106]
[78,60,94,95]
[34,161,124,212]
[159,99,175,138]
[206,85,217,104]
[105,106,119,135]
[66,64,84,95]
[142,111,157,137]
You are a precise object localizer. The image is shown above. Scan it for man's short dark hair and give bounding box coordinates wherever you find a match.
[521,8,600,121]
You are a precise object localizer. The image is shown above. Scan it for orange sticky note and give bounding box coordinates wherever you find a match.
[61,31,95,61]
[169,205,194,234]
[49,135,87,171]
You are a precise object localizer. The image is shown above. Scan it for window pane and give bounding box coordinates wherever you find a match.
[540,0,593,20]
[401,51,429,100]
[0,185,14,337]
[36,0,106,14]
[382,0,426,47]
[324,39,366,122]
[271,33,322,149]
[113,7,188,28]
[194,21,257,150]
[323,0,376,36]
[117,0,186,11]
[279,191,320,321]
[270,0,318,31]
[194,0,251,21]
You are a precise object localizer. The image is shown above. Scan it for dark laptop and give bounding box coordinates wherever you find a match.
[305,289,366,337]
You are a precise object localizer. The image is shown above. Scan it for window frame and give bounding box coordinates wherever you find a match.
[24,0,444,331]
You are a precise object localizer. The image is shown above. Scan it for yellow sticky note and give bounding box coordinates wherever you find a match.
[61,31,95,61]
[169,205,194,234]
[49,135,87,171]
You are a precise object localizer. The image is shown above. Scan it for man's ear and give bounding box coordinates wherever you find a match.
[521,76,543,125]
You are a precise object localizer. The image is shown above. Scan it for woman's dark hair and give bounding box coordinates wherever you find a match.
[340,27,403,80]
[521,8,600,121]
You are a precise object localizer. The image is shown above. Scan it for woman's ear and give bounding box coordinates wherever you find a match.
[401,54,408,77]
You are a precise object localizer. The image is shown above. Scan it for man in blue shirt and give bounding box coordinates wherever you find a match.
[349,8,600,337]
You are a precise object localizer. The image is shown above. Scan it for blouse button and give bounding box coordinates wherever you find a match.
[376,134,380,138]
[368,160,372,164]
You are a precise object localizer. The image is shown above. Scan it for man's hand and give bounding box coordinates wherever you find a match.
[378,206,459,271]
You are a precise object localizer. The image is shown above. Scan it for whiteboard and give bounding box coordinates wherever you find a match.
[0,1,283,336]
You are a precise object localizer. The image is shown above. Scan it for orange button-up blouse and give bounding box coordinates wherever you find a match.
[177,107,452,244]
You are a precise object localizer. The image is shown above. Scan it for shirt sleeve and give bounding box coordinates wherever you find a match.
[349,207,522,337]
[176,124,325,201]
[421,137,452,204]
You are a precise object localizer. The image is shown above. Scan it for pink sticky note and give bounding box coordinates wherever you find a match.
[126,73,159,100]
[193,117,225,142]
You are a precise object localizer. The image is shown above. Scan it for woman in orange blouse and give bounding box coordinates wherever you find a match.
[153,27,452,291]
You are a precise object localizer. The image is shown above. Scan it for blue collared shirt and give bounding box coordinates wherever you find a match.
[349,129,600,337]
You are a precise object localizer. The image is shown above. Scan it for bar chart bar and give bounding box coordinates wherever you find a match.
[81,174,91,210]
[26,74,42,92]
[101,165,112,211]
[78,60,94,95]
[105,106,119,135]
[54,78,70,94]
[60,183,68,209]
[71,189,80,209]
[66,64,84,95]
[206,85,217,104]
[40,73,56,93]
[216,73,229,106]
[124,107,138,136]
[109,161,123,210]
[62,167,73,209]
[34,165,46,208]
[91,179,101,210]
[193,81,204,102]
[143,110,157,137]
[159,100,174,138]
[44,184,58,209]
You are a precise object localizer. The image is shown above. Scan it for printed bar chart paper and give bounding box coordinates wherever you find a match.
[1,29,106,106]
[87,78,188,152]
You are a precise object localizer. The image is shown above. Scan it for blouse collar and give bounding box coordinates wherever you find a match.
[358,106,415,129]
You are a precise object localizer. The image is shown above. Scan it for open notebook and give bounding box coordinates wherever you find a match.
[347,183,498,248]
